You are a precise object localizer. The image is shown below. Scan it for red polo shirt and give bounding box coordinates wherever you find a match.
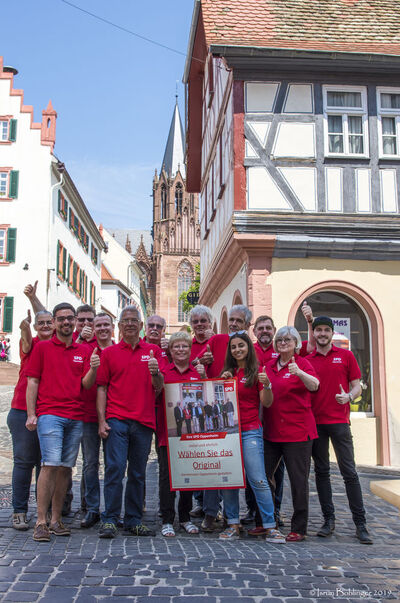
[190,336,210,362]
[157,363,201,446]
[80,343,114,423]
[235,368,263,432]
[96,339,162,429]
[143,337,169,369]
[11,337,40,411]
[254,341,278,368]
[263,355,318,442]
[206,334,230,378]
[307,345,361,425]
[299,340,310,357]
[27,335,90,420]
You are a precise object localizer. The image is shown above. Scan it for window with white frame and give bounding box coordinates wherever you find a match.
[0,121,8,142]
[377,88,400,157]
[323,86,368,156]
[0,172,7,197]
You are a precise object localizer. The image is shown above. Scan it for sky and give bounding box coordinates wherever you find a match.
[2,0,195,231]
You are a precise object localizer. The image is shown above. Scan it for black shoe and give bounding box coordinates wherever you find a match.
[356,525,373,544]
[276,512,285,528]
[117,517,124,529]
[80,511,100,529]
[124,524,155,536]
[317,518,335,537]
[240,510,256,525]
[99,522,117,539]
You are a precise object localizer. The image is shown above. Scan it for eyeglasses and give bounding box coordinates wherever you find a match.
[120,318,139,325]
[191,318,208,324]
[37,320,53,326]
[55,316,75,323]
[229,330,246,337]
[147,322,164,330]
[275,338,294,345]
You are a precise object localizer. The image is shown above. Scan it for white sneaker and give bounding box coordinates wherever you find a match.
[13,513,29,531]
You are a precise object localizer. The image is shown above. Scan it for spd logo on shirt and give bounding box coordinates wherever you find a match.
[283,372,291,379]
[141,355,151,362]
[332,357,343,363]
[73,356,83,363]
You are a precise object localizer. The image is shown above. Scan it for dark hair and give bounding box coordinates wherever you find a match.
[221,332,259,387]
[312,316,334,331]
[254,315,275,330]
[53,303,76,318]
[76,304,95,316]
[94,312,113,324]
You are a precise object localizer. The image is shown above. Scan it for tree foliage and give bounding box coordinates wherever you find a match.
[179,263,200,314]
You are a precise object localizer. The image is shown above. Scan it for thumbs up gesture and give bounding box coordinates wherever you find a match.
[258,365,271,387]
[20,309,32,330]
[160,336,169,350]
[148,349,159,376]
[335,384,349,405]
[24,280,38,300]
[195,363,206,378]
[90,347,100,369]
[301,299,313,324]
[81,324,94,341]
[199,343,214,365]
[288,356,300,376]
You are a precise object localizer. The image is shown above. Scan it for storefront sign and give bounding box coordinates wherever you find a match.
[332,317,351,350]
[163,378,245,491]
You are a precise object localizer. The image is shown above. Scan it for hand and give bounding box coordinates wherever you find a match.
[204,329,214,340]
[221,371,233,379]
[301,299,313,324]
[148,350,159,376]
[195,363,206,378]
[23,280,38,300]
[160,337,169,350]
[19,309,32,330]
[25,414,38,431]
[258,365,271,386]
[80,325,94,341]
[335,384,349,405]
[98,420,111,439]
[90,347,100,369]
[288,356,300,376]
[199,344,214,365]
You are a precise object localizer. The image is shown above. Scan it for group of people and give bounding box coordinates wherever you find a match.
[7,281,373,545]
[0,336,10,361]
[174,398,235,436]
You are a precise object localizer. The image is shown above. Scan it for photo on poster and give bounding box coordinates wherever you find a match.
[164,378,245,491]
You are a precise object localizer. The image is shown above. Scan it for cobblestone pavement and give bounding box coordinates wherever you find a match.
[0,387,399,602]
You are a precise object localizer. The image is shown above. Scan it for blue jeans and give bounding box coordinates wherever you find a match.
[37,414,83,467]
[81,422,101,513]
[7,409,41,513]
[203,489,221,517]
[222,428,275,527]
[102,418,153,527]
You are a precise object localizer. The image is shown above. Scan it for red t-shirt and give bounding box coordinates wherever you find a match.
[80,343,114,423]
[299,340,310,357]
[263,355,318,442]
[11,336,40,411]
[157,363,201,446]
[206,334,230,378]
[307,345,362,425]
[235,368,263,432]
[26,335,91,420]
[143,337,170,369]
[190,336,209,362]
[96,339,162,429]
[254,341,278,368]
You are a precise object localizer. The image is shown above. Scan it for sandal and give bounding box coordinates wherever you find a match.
[161,523,175,538]
[180,521,199,534]
[285,531,305,542]
[265,528,286,543]
[218,526,240,540]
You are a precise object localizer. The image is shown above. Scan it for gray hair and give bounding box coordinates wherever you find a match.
[273,326,302,353]
[229,304,252,326]
[169,331,192,348]
[146,314,166,328]
[189,304,213,325]
[119,305,141,322]
[34,310,53,324]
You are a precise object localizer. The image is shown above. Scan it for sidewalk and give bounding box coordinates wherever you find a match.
[0,386,399,602]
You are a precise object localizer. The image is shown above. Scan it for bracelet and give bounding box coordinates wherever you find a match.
[263,383,272,390]
[348,392,354,402]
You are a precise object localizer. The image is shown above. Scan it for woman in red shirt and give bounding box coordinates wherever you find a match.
[219,332,285,542]
[263,326,319,542]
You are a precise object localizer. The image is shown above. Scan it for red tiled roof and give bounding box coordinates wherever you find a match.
[201,0,400,55]
[101,263,114,280]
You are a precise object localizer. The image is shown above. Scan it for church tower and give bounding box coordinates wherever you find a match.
[151,99,200,332]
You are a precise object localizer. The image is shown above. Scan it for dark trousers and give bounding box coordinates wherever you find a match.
[185,419,191,434]
[253,456,285,523]
[158,446,193,523]
[312,423,366,526]
[264,439,313,535]
[102,418,152,527]
[7,409,41,513]
[81,422,101,513]
[176,420,182,437]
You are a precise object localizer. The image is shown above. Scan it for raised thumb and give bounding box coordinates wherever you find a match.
[93,347,98,355]
[339,384,345,394]
[149,350,154,358]
[263,365,266,373]
[207,344,211,352]
[291,357,295,363]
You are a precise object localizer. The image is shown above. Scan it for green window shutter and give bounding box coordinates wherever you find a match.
[67,255,70,283]
[73,262,77,291]
[57,241,60,274]
[3,297,13,332]
[58,190,62,213]
[6,228,17,262]
[8,119,17,142]
[9,171,19,199]
[64,199,68,221]
[62,247,67,278]
[85,275,88,302]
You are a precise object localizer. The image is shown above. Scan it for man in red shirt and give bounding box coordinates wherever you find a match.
[74,304,96,344]
[307,316,373,545]
[96,306,164,539]
[188,305,215,363]
[80,312,114,529]
[7,308,54,530]
[26,303,100,542]
[144,314,169,365]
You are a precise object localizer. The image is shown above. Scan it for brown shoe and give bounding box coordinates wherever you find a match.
[33,523,50,542]
[201,514,217,532]
[49,521,71,536]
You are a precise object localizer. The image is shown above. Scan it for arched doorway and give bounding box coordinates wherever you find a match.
[220,307,228,334]
[232,290,243,306]
[288,281,389,465]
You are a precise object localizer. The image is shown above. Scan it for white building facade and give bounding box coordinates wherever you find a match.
[0,57,105,361]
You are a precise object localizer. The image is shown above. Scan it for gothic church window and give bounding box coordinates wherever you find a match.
[161,185,167,219]
[177,260,193,322]
[175,183,183,214]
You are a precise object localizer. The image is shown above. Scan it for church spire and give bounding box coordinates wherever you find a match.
[161,99,185,179]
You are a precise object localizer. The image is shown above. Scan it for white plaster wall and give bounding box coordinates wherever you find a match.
[210,267,247,332]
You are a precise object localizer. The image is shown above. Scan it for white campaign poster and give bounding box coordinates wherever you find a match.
[164,378,245,491]
[331,317,351,350]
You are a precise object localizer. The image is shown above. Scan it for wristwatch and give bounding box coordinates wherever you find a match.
[348,392,354,402]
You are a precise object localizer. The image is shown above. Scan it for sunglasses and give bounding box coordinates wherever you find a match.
[229,330,246,337]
